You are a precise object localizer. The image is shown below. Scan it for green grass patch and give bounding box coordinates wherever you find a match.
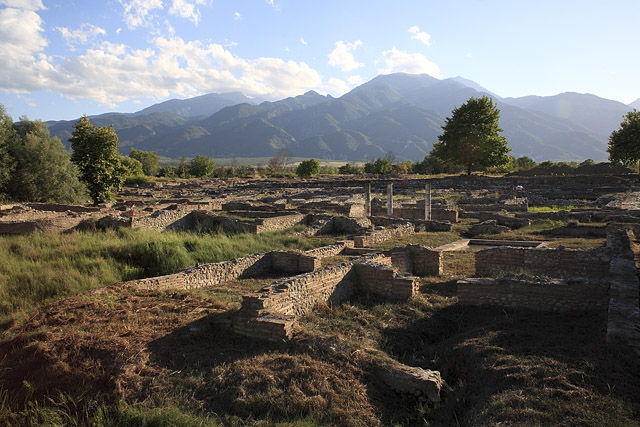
[528,204,577,212]
[0,228,333,320]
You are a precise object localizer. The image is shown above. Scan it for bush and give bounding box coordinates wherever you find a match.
[296,159,321,177]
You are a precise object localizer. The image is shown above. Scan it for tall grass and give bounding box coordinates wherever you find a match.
[0,228,331,319]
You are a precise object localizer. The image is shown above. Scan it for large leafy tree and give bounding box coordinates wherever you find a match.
[608,110,640,173]
[7,117,87,203]
[0,105,15,192]
[296,158,321,177]
[432,96,511,175]
[189,155,216,177]
[70,115,125,204]
[129,148,160,176]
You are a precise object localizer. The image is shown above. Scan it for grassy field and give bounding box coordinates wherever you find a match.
[0,218,638,425]
[0,228,335,327]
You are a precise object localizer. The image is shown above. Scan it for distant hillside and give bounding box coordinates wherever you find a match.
[629,98,640,110]
[48,73,630,162]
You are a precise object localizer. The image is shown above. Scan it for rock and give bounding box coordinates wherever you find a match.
[377,360,445,402]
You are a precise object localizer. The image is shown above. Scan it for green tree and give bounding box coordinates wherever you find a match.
[515,156,537,170]
[70,115,125,204]
[296,159,321,177]
[189,155,216,177]
[0,105,15,193]
[364,158,392,174]
[432,96,511,175]
[121,156,144,177]
[608,110,640,173]
[129,148,160,176]
[6,116,86,203]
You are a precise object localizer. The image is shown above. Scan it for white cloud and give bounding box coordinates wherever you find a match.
[0,6,48,91]
[265,0,278,9]
[347,75,364,86]
[56,24,106,49]
[327,77,350,95]
[169,0,206,26]
[380,46,440,77]
[300,37,307,45]
[233,11,241,20]
[328,40,363,72]
[0,0,45,10]
[408,25,431,46]
[120,0,163,29]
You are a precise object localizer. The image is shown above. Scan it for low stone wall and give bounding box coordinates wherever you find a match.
[371,206,458,223]
[475,246,611,278]
[458,276,609,311]
[25,203,101,213]
[132,208,194,231]
[0,217,85,235]
[354,223,415,248]
[407,244,443,276]
[304,240,354,258]
[124,250,318,291]
[369,216,452,232]
[234,263,358,340]
[605,224,640,354]
[355,261,419,301]
[256,214,306,233]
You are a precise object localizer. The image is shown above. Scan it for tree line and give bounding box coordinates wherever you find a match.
[1,98,638,205]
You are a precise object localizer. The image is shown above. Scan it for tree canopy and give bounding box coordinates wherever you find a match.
[70,115,125,204]
[0,107,86,203]
[431,96,511,175]
[608,110,640,173]
[296,159,321,177]
[129,148,160,176]
[189,155,216,177]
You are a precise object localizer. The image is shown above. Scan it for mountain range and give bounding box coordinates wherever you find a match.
[47,73,638,162]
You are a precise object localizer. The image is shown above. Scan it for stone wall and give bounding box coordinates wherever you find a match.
[371,206,458,223]
[132,208,194,231]
[354,223,415,248]
[25,203,101,213]
[0,217,85,235]
[271,251,319,274]
[475,246,611,278]
[369,216,452,232]
[355,261,419,301]
[457,276,609,311]
[605,224,640,354]
[234,263,358,340]
[407,244,443,276]
[303,240,354,258]
[256,214,306,233]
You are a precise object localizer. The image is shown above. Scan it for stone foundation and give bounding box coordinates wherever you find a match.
[475,246,611,278]
[354,223,415,248]
[458,276,609,311]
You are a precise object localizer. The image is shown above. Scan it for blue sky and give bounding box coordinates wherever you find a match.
[0,0,638,121]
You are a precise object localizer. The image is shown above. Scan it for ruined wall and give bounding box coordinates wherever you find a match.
[271,251,320,274]
[355,261,419,301]
[475,246,611,278]
[605,224,640,353]
[354,223,415,248]
[256,214,306,233]
[0,217,85,235]
[371,207,458,223]
[407,244,443,276]
[458,277,609,311]
[304,240,354,258]
[132,208,193,231]
[369,216,452,232]
[25,203,101,213]
[234,263,358,340]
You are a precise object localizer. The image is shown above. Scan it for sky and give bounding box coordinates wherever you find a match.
[0,0,638,121]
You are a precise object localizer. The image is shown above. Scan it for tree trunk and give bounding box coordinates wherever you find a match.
[467,164,472,175]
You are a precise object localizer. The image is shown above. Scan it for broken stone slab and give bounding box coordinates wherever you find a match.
[376,360,445,402]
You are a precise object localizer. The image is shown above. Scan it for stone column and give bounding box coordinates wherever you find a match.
[387,182,393,218]
[424,182,431,221]
[364,182,371,217]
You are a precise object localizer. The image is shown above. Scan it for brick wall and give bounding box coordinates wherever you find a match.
[304,240,354,258]
[0,217,85,235]
[458,277,609,311]
[354,223,415,248]
[371,206,458,222]
[355,261,419,301]
[475,246,611,278]
[256,214,306,233]
[407,244,443,276]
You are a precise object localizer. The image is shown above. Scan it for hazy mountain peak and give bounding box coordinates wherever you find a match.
[629,98,640,110]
